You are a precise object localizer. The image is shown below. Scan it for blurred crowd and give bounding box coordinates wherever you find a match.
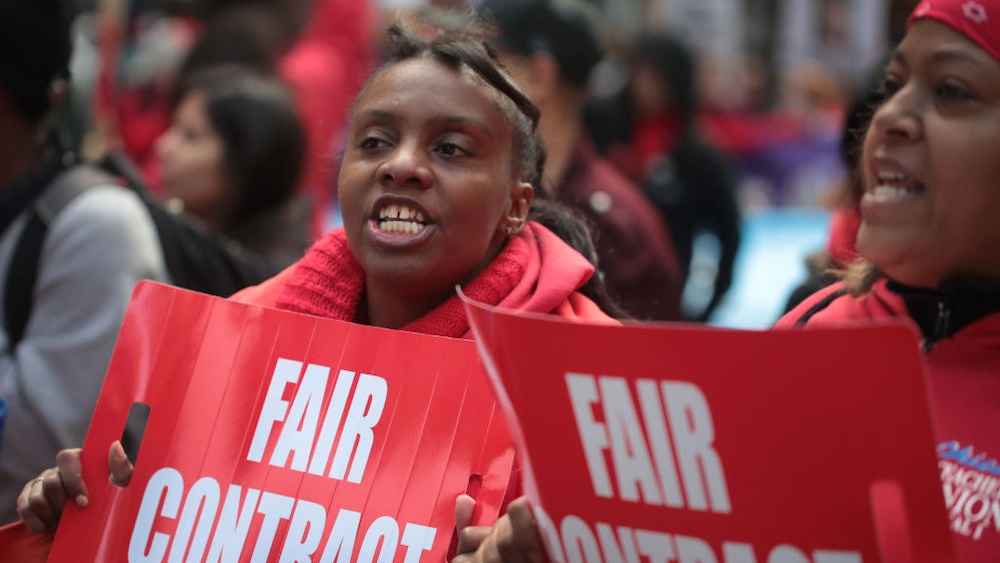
[8,3,1000,561]
[0,0,916,523]
[53,0,915,321]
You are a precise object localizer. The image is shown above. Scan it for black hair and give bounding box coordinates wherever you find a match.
[633,33,697,130]
[842,55,892,176]
[174,65,305,229]
[0,0,75,121]
[369,17,626,318]
[477,0,603,88]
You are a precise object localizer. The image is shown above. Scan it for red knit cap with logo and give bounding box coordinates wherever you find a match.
[909,0,1000,62]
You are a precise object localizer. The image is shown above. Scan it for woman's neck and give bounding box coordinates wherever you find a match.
[361,279,456,330]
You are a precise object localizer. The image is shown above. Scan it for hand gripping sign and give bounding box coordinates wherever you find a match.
[463,298,956,563]
[46,282,515,562]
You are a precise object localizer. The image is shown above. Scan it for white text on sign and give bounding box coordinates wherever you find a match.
[567,373,731,512]
[248,359,387,482]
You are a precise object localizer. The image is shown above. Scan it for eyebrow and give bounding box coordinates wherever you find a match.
[353,108,495,136]
[894,45,995,70]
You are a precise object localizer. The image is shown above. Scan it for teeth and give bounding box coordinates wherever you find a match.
[870,184,915,201]
[378,220,425,234]
[378,204,425,222]
[877,171,906,183]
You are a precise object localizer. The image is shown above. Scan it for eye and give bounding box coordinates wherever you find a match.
[878,74,903,99]
[435,142,468,157]
[935,81,974,102]
[359,136,389,150]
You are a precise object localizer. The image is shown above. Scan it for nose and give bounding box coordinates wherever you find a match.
[869,85,922,143]
[378,141,432,188]
[155,128,177,162]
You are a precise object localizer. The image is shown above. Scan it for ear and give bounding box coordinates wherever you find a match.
[500,181,534,237]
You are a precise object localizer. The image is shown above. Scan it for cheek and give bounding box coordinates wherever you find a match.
[462,179,510,225]
[858,130,877,188]
[174,145,220,177]
[335,163,365,218]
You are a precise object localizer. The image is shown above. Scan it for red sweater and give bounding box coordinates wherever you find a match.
[232,222,616,335]
[778,279,1000,562]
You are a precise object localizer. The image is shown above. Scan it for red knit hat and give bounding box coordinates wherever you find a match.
[909,0,1000,62]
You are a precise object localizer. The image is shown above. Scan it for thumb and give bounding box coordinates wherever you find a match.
[455,493,476,531]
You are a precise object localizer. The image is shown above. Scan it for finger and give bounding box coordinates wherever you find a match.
[457,525,491,557]
[17,470,57,532]
[55,447,88,508]
[455,493,476,532]
[498,498,545,563]
[108,441,134,487]
[456,493,483,556]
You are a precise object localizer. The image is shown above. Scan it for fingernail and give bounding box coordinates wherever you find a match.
[76,494,88,508]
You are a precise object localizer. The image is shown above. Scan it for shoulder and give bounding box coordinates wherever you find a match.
[564,142,669,235]
[46,184,161,260]
[553,292,621,325]
[774,279,906,328]
[566,140,637,199]
[53,183,152,233]
[230,264,297,307]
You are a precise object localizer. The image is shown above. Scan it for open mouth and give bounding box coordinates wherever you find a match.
[374,203,428,235]
[869,170,924,202]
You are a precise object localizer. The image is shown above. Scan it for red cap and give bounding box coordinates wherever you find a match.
[909,0,1000,63]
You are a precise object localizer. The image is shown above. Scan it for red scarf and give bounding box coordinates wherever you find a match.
[632,113,680,176]
[274,227,532,338]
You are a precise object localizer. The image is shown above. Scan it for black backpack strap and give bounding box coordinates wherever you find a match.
[4,166,117,349]
[793,287,848,327]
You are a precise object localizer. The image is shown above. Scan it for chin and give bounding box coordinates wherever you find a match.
[857,240,940,289]
[872,262,942,289]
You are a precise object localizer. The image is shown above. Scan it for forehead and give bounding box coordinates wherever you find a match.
[899,20,999,69]
[354,57,510,129]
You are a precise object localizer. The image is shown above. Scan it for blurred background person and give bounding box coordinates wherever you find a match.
[0,0,168,524]
[78,0,377,240]
[584,32,741,322]
[478,0,683,321]
[156,65,309,270]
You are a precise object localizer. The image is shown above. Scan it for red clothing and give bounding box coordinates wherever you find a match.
[777,279,1000,562]
[0,223,611,560]
[826,203,862,268]
[280,0,376,239]
[233,221,615,516]
[558,138,683,320]
[630,113,680,179]
[115,1,376,238]
[232,221,616,336]
[0,522,52,561]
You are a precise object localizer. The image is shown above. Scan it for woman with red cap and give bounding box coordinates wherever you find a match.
[452,1,1000,561]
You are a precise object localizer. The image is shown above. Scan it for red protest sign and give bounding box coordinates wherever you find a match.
[48,281,514,562]
[464,299,955,563]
